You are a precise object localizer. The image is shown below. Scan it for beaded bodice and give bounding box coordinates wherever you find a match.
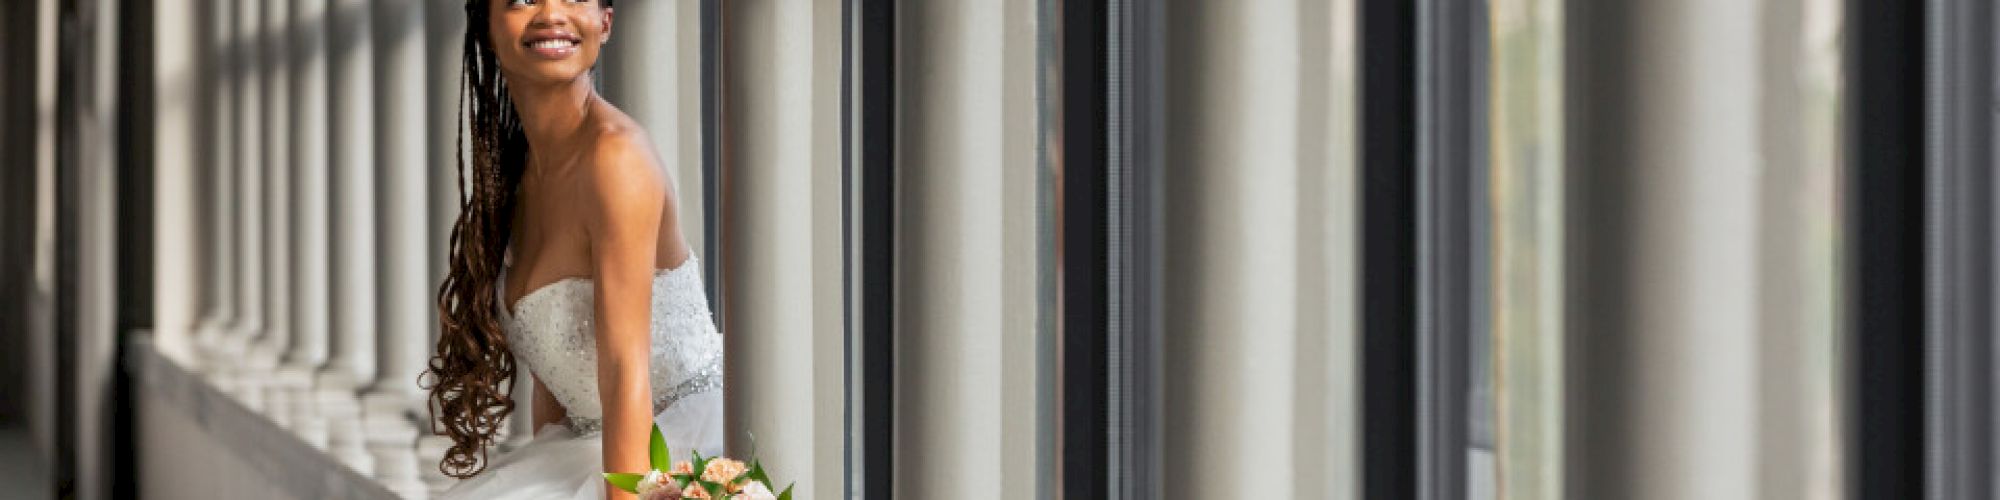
[496,256,724,435]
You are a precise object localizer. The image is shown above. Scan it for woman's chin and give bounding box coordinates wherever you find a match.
[508,66,595,89]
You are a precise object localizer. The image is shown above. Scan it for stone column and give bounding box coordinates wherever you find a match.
[248,0,293,381]
[1564,0,1770,497]
[195,0,238,366]
[890,0,1044,496]
[278,0,334,450]
[418,3,469,490]
[323,0,380,476]
[364,0,432,497]
[222,0,266,409]
[600,0,700,251]
[721,0,846,495]
[429,0,465,264]
[74,0,122,495]
[151,0,203,362]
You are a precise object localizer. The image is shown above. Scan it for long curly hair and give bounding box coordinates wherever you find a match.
[425,0,616,478]
[426,0,527,479]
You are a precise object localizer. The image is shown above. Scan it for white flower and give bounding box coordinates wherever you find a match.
[636,469,671,495]
[736,481,777,500]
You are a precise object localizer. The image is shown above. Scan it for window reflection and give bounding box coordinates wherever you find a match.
[1476,0,1845,498]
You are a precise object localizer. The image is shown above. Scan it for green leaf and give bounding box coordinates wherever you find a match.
[777,483,794,500]
[745,460,771,487]
[701,480,727,499]
[650,424,672,471]
[690,454,713,486]
[602,472,645,493]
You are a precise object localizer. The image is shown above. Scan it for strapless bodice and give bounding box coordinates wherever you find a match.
[496,256,724,435]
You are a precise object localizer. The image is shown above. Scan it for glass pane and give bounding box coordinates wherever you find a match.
[1481,0,1564,496]
[1477,0,1846,497]
[1156,1,1358,498]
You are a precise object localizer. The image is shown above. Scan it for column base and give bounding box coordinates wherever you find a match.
[237,341,283,414]
[364,409,428,500]
[269,364,315,431]
[316,373,375,476]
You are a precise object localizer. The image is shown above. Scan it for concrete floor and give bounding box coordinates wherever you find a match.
[0,426,52,500]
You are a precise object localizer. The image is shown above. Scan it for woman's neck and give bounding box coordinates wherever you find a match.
[507,74,597,169]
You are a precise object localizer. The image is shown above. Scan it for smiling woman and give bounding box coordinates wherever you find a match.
[424,0,726,499]
[489,0,613,84]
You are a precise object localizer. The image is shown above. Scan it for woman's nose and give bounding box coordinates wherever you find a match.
[528,1,576,27]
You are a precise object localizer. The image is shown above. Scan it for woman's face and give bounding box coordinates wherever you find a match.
[487,0,613,88]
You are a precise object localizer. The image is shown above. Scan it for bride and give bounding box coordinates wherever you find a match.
[425,1,720,499]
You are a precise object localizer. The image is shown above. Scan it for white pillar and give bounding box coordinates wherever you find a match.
[195,0,238,363]
[221,0,268,411]
[890,0,1043,496]
[367,0,432,413]
[429,0,466,304]
[75,0,122,497]
[279,0,334,450]
[1156,1,1349,498]
[249,0,293,378]
[601,0,701,254]
[419,3,468,486]
[324,0,380,476]
[1565,0,1766,497]
[428,0,466,346]
[152,0,203,363]
[365,1,432,497]
[721,0,845,496]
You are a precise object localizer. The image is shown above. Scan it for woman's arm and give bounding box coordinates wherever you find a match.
[585,133,668,500]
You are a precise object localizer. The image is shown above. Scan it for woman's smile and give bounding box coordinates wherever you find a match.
[522,30,583,59]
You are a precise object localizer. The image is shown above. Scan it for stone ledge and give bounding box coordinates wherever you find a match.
[125,332,402,500]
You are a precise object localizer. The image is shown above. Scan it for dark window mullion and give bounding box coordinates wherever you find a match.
[1055,0,1110,497]
[840,0,895,497]
[1848,0,1926,497]
[1359,0,1419,498]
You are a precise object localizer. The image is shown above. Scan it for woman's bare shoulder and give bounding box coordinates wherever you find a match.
[577,109,667,228]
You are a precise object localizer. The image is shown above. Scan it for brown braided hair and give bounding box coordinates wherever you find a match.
[432,0,620,476]
[426,0,526,479]
[426,0,618,478]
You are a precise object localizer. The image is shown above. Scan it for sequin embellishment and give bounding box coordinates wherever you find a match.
[497,256,725,437]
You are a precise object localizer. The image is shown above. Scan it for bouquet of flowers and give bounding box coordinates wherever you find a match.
[603,424,794,500]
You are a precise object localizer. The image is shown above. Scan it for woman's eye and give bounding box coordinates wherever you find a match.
[508,0,533,6]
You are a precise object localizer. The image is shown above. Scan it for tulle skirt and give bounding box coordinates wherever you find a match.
[438,391,725,499]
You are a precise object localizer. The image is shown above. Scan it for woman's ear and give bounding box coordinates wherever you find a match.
[601,8,614,44]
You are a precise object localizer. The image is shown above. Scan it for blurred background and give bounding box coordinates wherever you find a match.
[0,0,1989,499]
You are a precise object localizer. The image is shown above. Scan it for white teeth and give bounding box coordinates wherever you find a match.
[530,39,576,50]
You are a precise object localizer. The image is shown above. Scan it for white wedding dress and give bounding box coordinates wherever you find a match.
[440,253,726,499]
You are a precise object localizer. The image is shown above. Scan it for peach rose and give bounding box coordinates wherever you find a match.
[701,458,748,485]
[681,483,711,499]
[671,461,695,475]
